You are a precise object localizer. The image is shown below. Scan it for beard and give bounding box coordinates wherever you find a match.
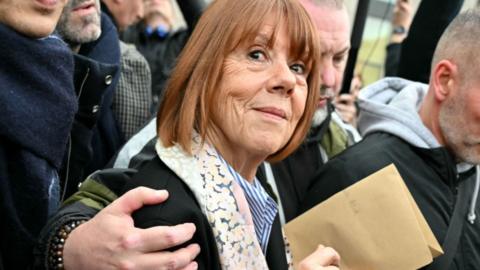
[439,93,480,164]
[311,106,329,128]
[56,0,102,45]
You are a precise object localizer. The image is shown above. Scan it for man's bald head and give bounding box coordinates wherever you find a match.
[432,9,480,84]
[423,9,480,164]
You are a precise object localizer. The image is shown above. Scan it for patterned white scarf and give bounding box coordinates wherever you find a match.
[156,136,270,269]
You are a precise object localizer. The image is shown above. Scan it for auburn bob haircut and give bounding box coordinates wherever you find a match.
[157,0,321,162]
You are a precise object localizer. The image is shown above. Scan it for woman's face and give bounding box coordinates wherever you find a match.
[0,0,68,38]
[211,17,310,160]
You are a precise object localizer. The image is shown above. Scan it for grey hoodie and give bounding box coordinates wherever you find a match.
[357,77,480,224]
[357,77,439,148]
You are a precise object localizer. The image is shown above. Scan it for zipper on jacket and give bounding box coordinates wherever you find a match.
[61,68,90,201]
[61,136,72,202]
[467,165,480,224]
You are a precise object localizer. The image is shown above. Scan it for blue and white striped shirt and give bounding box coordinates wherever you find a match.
[219,154,278,254]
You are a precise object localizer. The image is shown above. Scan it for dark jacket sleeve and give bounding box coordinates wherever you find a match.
[384,43,402,77]
[396,0,464,83]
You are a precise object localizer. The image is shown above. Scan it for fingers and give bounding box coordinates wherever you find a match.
[299,245,341,270]
[314,245,341,267]
[119,243,201,270]
[124,223,197,252]
[109,187,170,214]
[179,262,199,270]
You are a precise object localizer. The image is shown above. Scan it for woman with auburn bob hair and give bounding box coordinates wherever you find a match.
[123,0,341,269]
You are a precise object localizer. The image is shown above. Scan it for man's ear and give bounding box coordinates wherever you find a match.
[431,60,458,102]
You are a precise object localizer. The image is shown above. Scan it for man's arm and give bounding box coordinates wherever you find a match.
[35,171,200,270]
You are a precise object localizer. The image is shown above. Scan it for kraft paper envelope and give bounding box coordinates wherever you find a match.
[285,164,443,270]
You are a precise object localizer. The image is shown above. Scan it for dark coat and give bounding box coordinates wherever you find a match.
[123,156,289,270]
[70,13,125,186]
[80,12,124,176]
[60,53,119,199]
[36,152,289,269]
[301,132,480,270]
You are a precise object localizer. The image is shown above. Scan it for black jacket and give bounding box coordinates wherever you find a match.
[60,53,118,199]
[124,156,289,270]
[82,11,124,176]
[301,132,480,270]
[36,152,289,269]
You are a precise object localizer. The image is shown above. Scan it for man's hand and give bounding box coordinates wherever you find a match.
[63,187,200,270]
[334,93,358,127]
[298,245,341,270]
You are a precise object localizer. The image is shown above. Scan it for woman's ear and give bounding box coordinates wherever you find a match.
[431,60,458,102]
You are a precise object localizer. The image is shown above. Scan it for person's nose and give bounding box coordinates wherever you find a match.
[321,61,336,90]
[268,61,296,96]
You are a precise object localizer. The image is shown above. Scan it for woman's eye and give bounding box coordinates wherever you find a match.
[248,50,266,61]
[290,63,306,74]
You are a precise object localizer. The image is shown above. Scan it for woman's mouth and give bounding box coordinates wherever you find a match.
[255,107,287,120]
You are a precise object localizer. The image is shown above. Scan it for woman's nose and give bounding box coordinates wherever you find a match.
[269,62,296,96]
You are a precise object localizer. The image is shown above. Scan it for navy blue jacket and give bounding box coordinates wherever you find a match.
[78,13,124,177]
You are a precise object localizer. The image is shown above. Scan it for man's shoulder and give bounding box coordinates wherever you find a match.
[300,132,414,212]
[336,132,410,163]
[124,156,206,228]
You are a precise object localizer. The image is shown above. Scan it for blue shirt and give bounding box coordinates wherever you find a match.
[218,154,278,254]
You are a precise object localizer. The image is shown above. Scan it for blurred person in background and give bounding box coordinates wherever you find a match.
[392,0,464,83]
[384,0,413,77]
[101,0,144,31]
[121,0,204,111]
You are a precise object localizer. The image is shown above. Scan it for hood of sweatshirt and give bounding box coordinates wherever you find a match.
[357,77,440,149]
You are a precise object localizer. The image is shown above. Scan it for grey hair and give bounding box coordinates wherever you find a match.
[432,9,480,82]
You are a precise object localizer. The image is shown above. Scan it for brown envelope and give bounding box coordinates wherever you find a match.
[284,164,443,270]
